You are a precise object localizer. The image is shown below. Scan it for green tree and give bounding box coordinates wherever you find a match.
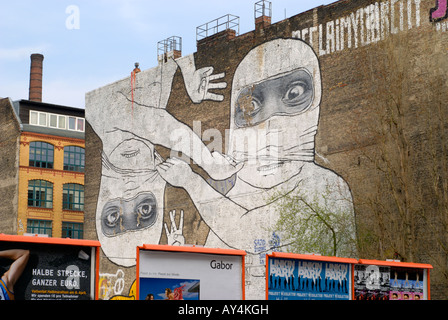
[270,187,357,258]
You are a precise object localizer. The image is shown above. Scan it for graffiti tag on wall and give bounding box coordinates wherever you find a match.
[430,0,448,21]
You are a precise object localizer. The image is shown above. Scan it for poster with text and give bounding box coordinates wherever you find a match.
[0,241,95,300]
[354,265,425,300]
[140,278,200,300]
[267,257,351,300]
[354,264,390,300]
[389,268,424,300]
[138,249,244,300]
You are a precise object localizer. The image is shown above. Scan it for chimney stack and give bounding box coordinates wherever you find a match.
[29,53,44,102]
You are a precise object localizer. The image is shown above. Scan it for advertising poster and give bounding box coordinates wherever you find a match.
[0,239,97,300]
[138,246,245,300]
[354,265,425,300]
[140,278,200,300]
[267,257,351,300]
[354,264,390,300]
[389,269,424,300]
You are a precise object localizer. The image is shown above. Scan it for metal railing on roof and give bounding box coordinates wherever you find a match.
[196,14,240,42]
[255,0,272,19]
[157,36,182,57]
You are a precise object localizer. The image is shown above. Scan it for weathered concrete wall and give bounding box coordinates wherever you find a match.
[86,0,448,299]
[0,98,20,234]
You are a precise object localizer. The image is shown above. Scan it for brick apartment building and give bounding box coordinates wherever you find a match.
[0,54,86,239]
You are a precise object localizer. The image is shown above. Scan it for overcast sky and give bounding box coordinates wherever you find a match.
[0,0,336,109]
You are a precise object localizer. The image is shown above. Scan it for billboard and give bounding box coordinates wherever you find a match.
[355,259,432,300]
[354,264,391,300]
[266,253,357,300]
[137,245,245,300]
[0,235,100,300]
[266,254,433,301]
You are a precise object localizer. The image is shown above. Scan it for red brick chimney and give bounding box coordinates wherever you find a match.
[29,53,44,102]
[255,15,271,30]
[255,0,272,30]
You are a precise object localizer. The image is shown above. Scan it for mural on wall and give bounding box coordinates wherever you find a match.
[86,38,355,299]
[87,54,235,269]
[293,0,426,56]
[155,39,355,298]
[98,269,126,300]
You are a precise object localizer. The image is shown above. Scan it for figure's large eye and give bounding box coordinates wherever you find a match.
[136,201,153,220]
[104,206,121,227]
[249,97,262,116]
[101,192,158,237]
[234,69,315,128]
[283,81,307,106]
[134,195,157,228]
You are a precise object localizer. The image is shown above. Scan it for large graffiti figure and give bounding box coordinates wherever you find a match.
[87,55,238,267]
[156,38,356,299]
[87,38,355,300]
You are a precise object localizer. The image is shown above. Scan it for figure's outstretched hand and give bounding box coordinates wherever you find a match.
[165,210,185,246]
[187,67,227,103]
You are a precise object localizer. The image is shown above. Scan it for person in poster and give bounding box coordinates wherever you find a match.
[1,243,95,300]
[145,293,154,300]
[0,249,30,300]
[355,265,390,300]
[140,278,200,300]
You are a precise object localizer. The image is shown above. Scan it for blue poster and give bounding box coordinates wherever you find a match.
[267,258,351,300]
[139,278,200,300]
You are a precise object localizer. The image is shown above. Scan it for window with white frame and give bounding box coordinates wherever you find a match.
[29,110,85,132]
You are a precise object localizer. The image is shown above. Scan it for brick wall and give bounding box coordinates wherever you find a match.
[0,98,20,234]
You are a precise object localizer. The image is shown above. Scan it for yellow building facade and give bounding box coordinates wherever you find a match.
[17,129,85,238]
[1,53,86,239]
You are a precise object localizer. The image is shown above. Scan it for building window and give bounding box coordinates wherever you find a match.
[77,118,84,131]
[64,146,85,172]
[29,141,54,169]
[38,112,47,126]
[68,117,76,130]
[27,219,52,236]
[68,116,84,132]
[63,184,84,211]
[29,111,48,127]
[49,113,58,128]
[58,115,66,129]
[28,180,53,208]
[30,111,38,125]
[29,110,85,132]
[62,222,84,239]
